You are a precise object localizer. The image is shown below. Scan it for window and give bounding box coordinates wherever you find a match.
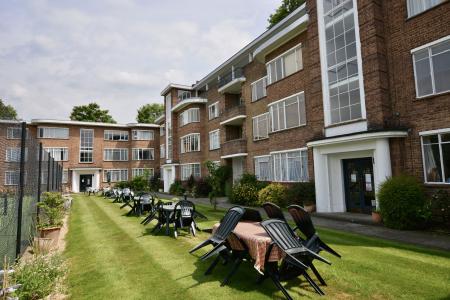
[179,108,200,127]
[178,90,192,102]
[269,92,306,132]
[104,148,128,161]
[132,148,154,160]
[38,127,69,139]
[253,113,269,141]
[4,170,19,185]
[7,127,22,139]
[132,130,154,141]
[254,156,272,181]
[320,0,364,124]
[160,144,165,158]
[407,0,445,17]
[160,125,165,136]
[44,147,68,161]
[62,170,68,184]
[103,169,128,182]
[209,130,220,150]
[208,102,219,120]
[267,44,303,84]
[5,148,20,162]
[181,163,201,180]
[421,131,450,183]
[104,130,129,141]
[80,129,94,163]
[272,149,308,182]
[180,133,200,153]
[251,76,268,101]
[413,36,450,98]
[132,168,154,178]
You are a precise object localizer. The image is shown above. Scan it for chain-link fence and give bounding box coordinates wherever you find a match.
[0,121,63,265]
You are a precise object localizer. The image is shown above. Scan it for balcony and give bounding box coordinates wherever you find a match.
[219,104,246,126]
[220,138,247,159]
[218,68,246,94]
[171,96,208,113]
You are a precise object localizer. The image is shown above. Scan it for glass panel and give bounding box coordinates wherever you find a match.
[441,143,450,183]
[284,50,297,76]
[432,50,450,93]
[414,54,433,96]
[423,143,442,182]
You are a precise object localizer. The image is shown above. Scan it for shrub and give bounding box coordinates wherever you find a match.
[194,178,212,197]
[239,173,258,185]
[286,182,316,206]
[14,254,65,300]
[258,183,287,207]
[430,189,450,224]
[114,181,129,189]
[169,180,185,196]
[378,175,430,229]
[230,183,260,206]
[129,176,148,192]
[149,171,161,192]
[37,192,65,229]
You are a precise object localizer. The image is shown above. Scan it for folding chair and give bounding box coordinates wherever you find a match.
[261,219,331,299]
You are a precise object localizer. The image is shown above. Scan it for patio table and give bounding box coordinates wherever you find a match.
[161,204,180,236]
[212,222,284,273]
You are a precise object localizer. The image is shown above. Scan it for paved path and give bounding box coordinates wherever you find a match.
[158,193,450,252]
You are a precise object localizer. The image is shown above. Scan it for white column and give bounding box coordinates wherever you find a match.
[373,138,392,209]
[313,148,331,213]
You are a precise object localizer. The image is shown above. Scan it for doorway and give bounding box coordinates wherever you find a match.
[343,158,375,214]
[79,174,93,192]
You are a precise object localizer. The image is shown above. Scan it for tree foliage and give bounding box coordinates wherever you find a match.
[136,103,164,123]
[0,99,18,120]
[268,0,305,28]
[70,102,116,123]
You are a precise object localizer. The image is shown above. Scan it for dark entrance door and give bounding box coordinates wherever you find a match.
[343,158,375,214]
[79,175,93,192]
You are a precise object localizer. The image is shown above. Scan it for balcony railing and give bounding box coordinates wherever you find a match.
[218,68,245,88]
[220,138,247,157]
[220,104,246,124]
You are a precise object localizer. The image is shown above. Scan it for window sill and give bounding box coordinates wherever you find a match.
[266,68,304,89]
[424,182,450,187]
[325,118,366,129]
[209,148,220,151]
[208,116,220,122]
[253,137,269,142]
[406,1,449,21]
[179,121,201,128]
[251,96,267,103]
[269,124,307,135]
[414,90,450,101]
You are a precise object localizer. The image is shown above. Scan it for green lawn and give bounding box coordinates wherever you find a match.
[64,194,450,300]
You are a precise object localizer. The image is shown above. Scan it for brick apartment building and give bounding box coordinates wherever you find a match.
[156,0,450,214]
[0,119,159,193]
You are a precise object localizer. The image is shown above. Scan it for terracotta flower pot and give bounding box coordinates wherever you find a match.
[304,204,316,213]
[371,211,382,223]
[39,227,61,247]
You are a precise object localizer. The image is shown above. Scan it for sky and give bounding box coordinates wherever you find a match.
[0,0,280,123]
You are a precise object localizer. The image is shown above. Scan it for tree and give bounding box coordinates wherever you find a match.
[0,99,18,120]
[136,103,164,123]
[268,0,305,28]
[204,161,231,210]
[70,102,116,123]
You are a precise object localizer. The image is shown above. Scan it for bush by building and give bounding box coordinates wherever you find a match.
[285,181,316,206]
[258,183,287,207]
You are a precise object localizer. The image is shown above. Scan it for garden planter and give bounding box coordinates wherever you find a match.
[372,212,382,223]
[33,237,53,254]
[39,227,61,247]
[305,204,316,213]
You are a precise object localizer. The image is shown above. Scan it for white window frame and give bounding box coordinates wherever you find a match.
[209,129,220,150]
[132,168,154,178]
[208,102,219,120]
[132,130,154,141]
[4,170,19,185]
[6,127,23,139]
[251,76,268,102]
[407,0,445,18]
[103,169,128,183]
[420,128,450,184]
[270,148,309,183]
[179,108,200,127]
[252,113,270,141]
[268,91,306,133]
[254,155,272,181]
[160,125,165,136]
[44,147,69,161]
[103,148,128,161]
[79,129,94,163]
[180,163,201,181]
[132,148,154,160]
[180,133,200,153]
[160,144,165,159]
[37,127,69,139]
[5,148,21,162]
[104,130,129,141]
[412,35,450,98]
[266,43,303,85]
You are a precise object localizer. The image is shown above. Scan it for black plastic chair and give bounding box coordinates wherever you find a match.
[261,219,331,299]
[262,202,288,222]
[172,200,196,238]
[287,205,341,258]
[241,208,263,222]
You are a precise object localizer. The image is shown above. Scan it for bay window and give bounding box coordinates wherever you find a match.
[251,76,267,101]
[180,133,200,153]
[407,0,445,18]
[267,44,302,84]
[208,102,219,120]
[252,113,269,140]
[79,129,93,163]
[132,168,154,178]
[44,147,68,161]
[179,108,200,127]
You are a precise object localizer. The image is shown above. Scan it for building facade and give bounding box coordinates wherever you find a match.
[157,0,450,214]
[1,120,160,193]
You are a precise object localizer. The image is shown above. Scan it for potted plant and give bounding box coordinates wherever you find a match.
[37,192,65,245]
[371,208,382,223]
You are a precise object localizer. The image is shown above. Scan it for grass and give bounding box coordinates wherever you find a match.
[64,194,450,300]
